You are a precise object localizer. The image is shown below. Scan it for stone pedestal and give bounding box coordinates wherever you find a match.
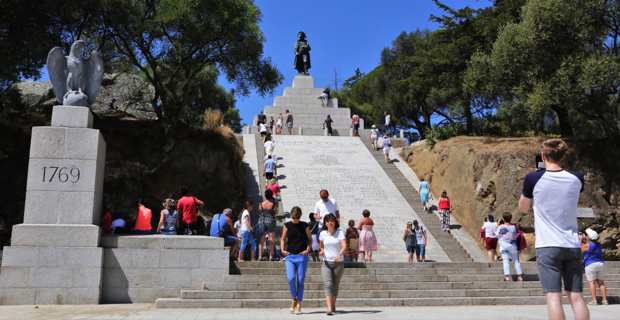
[0,106,105,305]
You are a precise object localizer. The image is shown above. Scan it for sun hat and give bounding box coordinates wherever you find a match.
[585,228,599,241]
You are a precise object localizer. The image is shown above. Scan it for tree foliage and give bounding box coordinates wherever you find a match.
[339,0,620,141]
[0,0,281,130]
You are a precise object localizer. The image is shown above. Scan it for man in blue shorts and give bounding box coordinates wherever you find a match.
[519,138,589,320]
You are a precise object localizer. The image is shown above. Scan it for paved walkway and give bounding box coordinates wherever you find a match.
[1,304,618,319]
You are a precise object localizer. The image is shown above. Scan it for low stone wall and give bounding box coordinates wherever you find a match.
[101,235,228,303]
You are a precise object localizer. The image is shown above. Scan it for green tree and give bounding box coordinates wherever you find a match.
[0,1,102,91]
[94,0,281,128]
[466,0,620,138]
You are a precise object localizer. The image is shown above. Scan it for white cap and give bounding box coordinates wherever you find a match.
[585,228,599,241]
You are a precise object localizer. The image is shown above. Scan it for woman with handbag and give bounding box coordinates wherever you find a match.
[257,189,277,261]
[319,214,346,315]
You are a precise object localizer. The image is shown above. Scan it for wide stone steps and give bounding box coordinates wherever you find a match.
[156,296,606,308]
[216,273,620,283]
[235,267,620,275]
[208,280,620,291]
[180,288,620,300]
[156,261,620,308]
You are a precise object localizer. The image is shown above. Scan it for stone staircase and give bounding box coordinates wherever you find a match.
[156,261,620,308]
[359,135,473,262]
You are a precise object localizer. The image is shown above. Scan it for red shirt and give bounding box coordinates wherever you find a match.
[134,205,152,231]
[267,183,281,195]
[102,210,113,234]
[178,196,202,224]
[438,197,451,210]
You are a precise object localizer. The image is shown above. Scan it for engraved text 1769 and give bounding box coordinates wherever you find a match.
[41,166,80,183]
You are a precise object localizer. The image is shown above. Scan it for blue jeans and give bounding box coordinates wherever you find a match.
[284,254,309,301]
[501,245,523,276]
[239,230,257,256]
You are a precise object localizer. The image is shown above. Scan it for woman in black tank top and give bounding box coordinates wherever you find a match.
[280,206,312,314]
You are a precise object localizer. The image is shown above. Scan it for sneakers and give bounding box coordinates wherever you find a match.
[602,300,609,305]
[588,300,598,306]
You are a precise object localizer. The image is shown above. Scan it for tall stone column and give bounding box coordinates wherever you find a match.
[0,106,105,304]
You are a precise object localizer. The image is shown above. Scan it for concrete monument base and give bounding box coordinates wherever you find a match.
[101,235,228,303]
[0,106,106,304]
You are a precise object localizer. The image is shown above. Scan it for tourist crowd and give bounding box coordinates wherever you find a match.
[103,120,608,317]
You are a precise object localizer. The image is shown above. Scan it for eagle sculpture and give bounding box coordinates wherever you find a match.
[47,40,103,107]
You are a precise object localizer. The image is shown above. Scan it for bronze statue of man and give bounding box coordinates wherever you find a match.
[294,32,311,75]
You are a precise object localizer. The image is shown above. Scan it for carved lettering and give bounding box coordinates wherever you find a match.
[42,166,80,184]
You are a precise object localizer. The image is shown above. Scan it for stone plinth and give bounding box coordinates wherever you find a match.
[101,235,228,303]
[0,106,106,305]
[292,75,314,88]
[51,106,93,128]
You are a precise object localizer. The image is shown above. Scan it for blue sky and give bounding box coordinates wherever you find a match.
[230,0,493,125]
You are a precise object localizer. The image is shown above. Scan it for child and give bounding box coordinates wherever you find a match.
[345,219,359,262]
[308,213,320,262]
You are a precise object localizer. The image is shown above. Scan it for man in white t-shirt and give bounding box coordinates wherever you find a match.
[518,138,588,320]
[314,189,339,224]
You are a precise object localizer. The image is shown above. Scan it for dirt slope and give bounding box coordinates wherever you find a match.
[402,136,620,260]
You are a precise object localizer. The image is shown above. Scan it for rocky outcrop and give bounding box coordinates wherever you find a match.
[402,136,620,260]
[14,73,158,121]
